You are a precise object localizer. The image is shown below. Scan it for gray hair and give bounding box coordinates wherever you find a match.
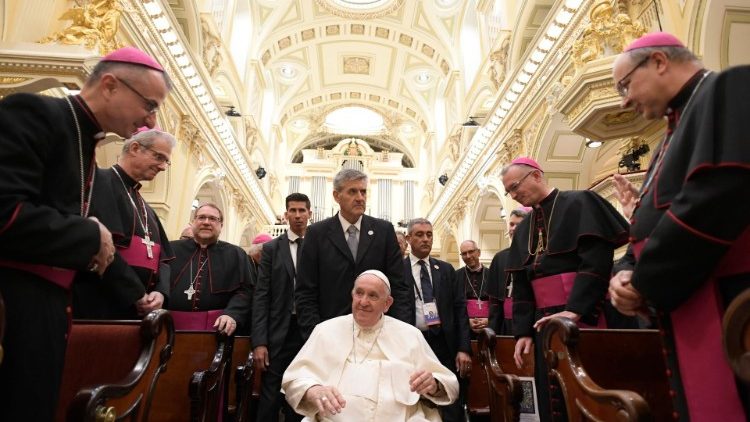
[500,163,538,177]
[627,46,701,66]
[87,61,173,90]
[406,218,432,234]
[333,168,368,191]
[510,208,530,219]
[461,239,479,250]
[248,243,263,255]
[123,129,177,153]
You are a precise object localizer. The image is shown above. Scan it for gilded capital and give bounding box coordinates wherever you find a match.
[39,0,123,55]
[570,0,645,69]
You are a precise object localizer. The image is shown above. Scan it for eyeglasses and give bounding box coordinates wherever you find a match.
[115,76,159,114]
[460,249,478,256]
[195,214,222,223]
[504,171,534,197]
[616,56,650,97]
[137,143,171,165]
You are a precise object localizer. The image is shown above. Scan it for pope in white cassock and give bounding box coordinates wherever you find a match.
[282,269,459,421]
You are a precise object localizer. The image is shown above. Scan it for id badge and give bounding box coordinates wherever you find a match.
[423,301,441,326]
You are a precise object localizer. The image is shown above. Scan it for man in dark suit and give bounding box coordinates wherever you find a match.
[252,193,311,422]
[405,218,472,421]
[296,168,409,338]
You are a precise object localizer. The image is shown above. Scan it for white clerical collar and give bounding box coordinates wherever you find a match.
[338,213,362,234]
[409,253,430,267]
[287,229,301,242]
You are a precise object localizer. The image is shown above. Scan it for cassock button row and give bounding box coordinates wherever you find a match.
[672,411,680,420]
[668,389,676,398]
[665,369,672,377]
[661,347,669,357]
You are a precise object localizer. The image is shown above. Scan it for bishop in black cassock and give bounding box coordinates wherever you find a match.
[73,129,176,319]
[0,46,170,420]
[168,203,253,335]
[502,158,629,422]
[610,33,750,421]
[487,207,530,335]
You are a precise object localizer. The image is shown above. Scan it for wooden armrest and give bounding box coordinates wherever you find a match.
[65,309,175,421]
[478,328,522,422]
[541,317,651,421]
[723,288,750,382]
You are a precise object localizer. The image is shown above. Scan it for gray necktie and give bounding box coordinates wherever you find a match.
[347,225,358,260]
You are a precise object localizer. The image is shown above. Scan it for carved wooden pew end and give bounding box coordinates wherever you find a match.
[478,328,523,422]
[542,317,669,422]
[58,309,175,422]
[723,288,750,383]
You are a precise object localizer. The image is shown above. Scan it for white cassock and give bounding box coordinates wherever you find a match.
[282,314,459,421]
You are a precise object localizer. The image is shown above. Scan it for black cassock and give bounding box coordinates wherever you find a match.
[487,248,511,335]
[168,239,253,333]
[617,66,750,421]
[506,188,629,422]
[73,164,174,319]
[0,94,102,420]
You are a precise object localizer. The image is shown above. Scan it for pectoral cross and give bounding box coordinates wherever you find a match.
[477,299,483,309]
[184,284,196,300]
[142,234,155,259]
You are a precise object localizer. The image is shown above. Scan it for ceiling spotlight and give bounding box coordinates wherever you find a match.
[438,173,448,186]
[585,139,603,148]
[225,106,241,117]
[462,116,483,127]
[255,167,267,180]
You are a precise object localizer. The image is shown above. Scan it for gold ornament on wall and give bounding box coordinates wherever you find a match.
[571,0,645,69]
[201,16,223,77]
[39,0,123,55]
[489,36,510,90]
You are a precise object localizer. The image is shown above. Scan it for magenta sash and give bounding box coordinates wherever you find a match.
[118,235,160,272]
[632,229,750,421]
[0,260,75,290]
[531,272,577,309]
[170,310,224,331]
[531,272,606,328]
[467,299,490,318]
[503,298,513,320]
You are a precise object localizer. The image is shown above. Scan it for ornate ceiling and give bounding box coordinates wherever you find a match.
[243,0,466,162]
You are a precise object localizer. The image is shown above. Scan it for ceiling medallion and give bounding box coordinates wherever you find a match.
[315,0,405,20]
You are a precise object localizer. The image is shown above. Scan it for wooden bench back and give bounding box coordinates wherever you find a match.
[723,288,750,383]
[57,309,174,421]
[542,317,673,421]
[477,329,525,422]
[230,337,256,422]
[150,330,232,421]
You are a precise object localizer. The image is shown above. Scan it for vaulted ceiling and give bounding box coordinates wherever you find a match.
[244,0,467,161]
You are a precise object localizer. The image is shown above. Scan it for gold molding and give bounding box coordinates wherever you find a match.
[314,0,406,20]
[39,0,123,55]
[0,76,31,85]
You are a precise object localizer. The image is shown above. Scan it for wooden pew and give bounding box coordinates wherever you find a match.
[56,309,175,421]
[467,340,490,417]
[189,334,235,421]
[541,317,674,421]
[723,288,750,382]
[228,336,256,422]
[477,329,527,422]
[150,330,235,422]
